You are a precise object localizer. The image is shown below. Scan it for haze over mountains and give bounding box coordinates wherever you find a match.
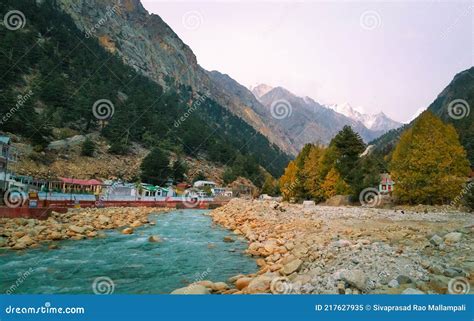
[250,84,403,150]
[56,0,405,156]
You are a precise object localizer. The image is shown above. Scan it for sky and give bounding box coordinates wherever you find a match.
[142,0,473,123]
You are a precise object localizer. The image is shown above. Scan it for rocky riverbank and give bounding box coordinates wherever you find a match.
[0,207,168,250]
[199,199,473,295]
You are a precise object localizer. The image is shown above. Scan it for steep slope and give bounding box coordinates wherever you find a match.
[372,67,474,164]
[0,0,290,181]
[257,87,381,150]
[56,0,295,156]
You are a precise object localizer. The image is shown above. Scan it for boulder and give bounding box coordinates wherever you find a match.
[170,285,210,294]
[325,195,351,206]
[444,232,462,244]
[246,275,273,293]
[223,236,234,243]
[429,234,443,246]
[282,258,303,275]
[211,282,229,291]
[235,277,252,290]
[340,270,368,291]
[49,231,63,240]
[98,214,110,225]
[148,235,162,243]
[122,228,134,235]
[69,225,86,234]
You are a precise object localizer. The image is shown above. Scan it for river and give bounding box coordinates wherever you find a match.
[0,209,257,294]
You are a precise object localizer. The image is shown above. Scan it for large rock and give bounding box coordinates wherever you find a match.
[402,288,425,294]
[444,232,462,244]
[282,258,303,275]
[69,225,86,234]
[235,277,252,290]
[148,235,162,242]
[325,195,351,206]
[246,275,273,293]
[340,270,368,291]
[122,228,134,235]
[429,234,443,246]
[170,285,210,294]
[98,214,110,225]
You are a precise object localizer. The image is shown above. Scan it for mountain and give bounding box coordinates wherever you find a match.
[327,102,402,132]
[255,86,384,150]
[55,0,295,156]
[372,67,474,164]
[0,0,290,183]
[250,84,274,99]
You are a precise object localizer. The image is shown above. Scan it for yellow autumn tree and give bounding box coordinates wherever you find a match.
[390,111,470,204]
[302,145,326,202]
[320,167,351,199]
[279,160,299,201]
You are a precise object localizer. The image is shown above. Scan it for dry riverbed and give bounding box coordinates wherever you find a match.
[0,207,168,250]
[196,199,473,295]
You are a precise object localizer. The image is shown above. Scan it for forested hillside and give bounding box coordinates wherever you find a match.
[372,67,474,164]
[0,0,290,185]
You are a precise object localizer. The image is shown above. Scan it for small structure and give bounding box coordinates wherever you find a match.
[211,187,232,197]
[0,136,17,191]
[379,173,394,194]
[193,180,217,189]
[49,177,103,194]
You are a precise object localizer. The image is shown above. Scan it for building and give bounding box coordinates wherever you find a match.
[379,173,394,194]
[48,177,103,194]
[211,187,233,197]
[193,180,217,189]
[0,136,18,192]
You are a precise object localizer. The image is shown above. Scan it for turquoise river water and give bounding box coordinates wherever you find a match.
[0,210,257,294]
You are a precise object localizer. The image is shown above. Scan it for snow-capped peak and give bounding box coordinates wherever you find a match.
[249,84,274,99]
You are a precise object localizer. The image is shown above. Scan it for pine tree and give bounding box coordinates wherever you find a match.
[140,148,171,186]
[81,137,96,157]
[390,111,470,204]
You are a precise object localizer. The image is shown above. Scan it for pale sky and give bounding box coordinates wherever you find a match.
[142,0,473,123]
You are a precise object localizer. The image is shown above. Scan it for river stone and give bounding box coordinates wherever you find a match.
[98,214,110,224]
[211,282,229,291]
[429,234,443,246]
[69,225,86,234]
[122,228,134,235]
[396,275,413,285]
[388,279,399,288]
[246,275,273,293]
[148,235,162,242]
[170,285,210,295]
[223,236,234,243]
[444,232,462,244]
[0,237,6,247]
[235,277,252,290]
[282,258,303,275]
[341,269,368,291]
